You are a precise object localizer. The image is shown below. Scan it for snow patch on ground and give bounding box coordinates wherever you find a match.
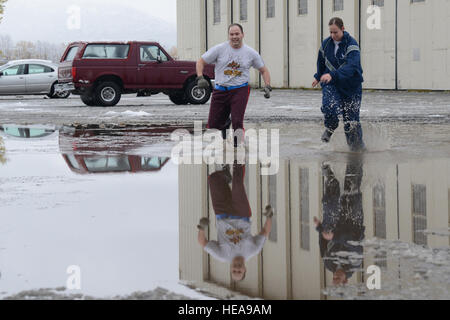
[104,110,153,117]
[1,287,207,300]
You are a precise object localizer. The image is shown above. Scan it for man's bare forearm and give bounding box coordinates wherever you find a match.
[260,217,272,237]
[196,58,206,77]
[198,229,208,248]
[259,67,271,87]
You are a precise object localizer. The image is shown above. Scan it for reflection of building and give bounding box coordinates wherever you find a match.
[178,0,450,90]
[179,158,450,299]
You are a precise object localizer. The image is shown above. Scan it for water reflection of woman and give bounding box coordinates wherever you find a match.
[314,157,365,286]
[197,164,272,282]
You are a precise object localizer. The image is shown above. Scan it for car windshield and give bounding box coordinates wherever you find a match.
[0,62,11,70]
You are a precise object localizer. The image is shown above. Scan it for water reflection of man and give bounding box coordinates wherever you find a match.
[314,157,365,286]
[197,164,272,282]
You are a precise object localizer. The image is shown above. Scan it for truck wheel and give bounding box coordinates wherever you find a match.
[169,92,189,105]
[185,80,211,105]
[80,94,97,106]
[95,81,122,107]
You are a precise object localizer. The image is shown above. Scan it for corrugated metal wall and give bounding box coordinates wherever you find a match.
[177,0,450,90]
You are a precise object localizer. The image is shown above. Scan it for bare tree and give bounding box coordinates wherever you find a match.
[0,33,13,59]
[0,36,67,62]
[13,41,36,60]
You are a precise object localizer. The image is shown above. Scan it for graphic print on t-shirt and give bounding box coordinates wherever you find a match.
[226,228,244,244]
[223,55,243,78]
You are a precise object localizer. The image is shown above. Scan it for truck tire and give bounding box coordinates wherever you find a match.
[169,92,189,105]
[95,81,122,107]
[80,94,97,106]
[185,80,211,105]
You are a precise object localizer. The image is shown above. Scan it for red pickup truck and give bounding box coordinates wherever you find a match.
[56,41,215,107]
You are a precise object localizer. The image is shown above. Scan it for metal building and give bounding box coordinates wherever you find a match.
[177,0,450,90]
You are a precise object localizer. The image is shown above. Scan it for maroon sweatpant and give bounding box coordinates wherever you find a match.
[207,86,251,131]
[208,165,252,218]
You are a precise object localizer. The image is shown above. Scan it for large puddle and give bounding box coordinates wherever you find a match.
[0,124,449,299]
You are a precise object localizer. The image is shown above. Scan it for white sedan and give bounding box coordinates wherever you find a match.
[0,59,70,98]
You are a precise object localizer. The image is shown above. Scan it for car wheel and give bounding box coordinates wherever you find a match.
[185,80,211,105]
[54,90,70,99]
[80,94,97,106]
[169,91,189,105]
[95,81,122,107]
[48,83,71,99]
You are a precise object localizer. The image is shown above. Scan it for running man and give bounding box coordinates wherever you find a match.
[313,17,366,152]
[197,164,272,282]
[196,23,272,144]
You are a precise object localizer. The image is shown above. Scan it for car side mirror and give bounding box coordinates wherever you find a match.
[156,55,162,63]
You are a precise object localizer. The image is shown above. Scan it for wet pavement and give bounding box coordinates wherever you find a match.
[0,90,449,300]
[0,90,449,126]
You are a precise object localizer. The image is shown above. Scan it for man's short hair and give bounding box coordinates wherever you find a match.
[228,23,244,34]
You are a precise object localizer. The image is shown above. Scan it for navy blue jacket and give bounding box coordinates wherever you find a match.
[314,31,364,97]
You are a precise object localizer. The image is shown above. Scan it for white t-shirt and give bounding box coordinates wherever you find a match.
[204,218,266,263]
[202,42,265,87]
[334,40,342,57]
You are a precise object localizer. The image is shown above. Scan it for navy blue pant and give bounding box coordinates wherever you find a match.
[321,84,365,151]
[321,159,364,234]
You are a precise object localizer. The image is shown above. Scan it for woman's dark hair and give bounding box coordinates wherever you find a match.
[329,17,344,29]
[228,23,244,34]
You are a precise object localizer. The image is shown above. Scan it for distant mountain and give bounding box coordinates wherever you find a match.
[0,0,176,48]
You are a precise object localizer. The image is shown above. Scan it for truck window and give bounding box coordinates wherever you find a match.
[64,47,79,62]
[140,45,168,62]
[82,44,130,59]
[84,156,131,172]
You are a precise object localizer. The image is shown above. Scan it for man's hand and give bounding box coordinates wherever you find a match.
[320,74,332,84]
[196,76,210,90]
[197,217,210,230]
[261,85,272,99]
[263,205,274,218]
[312,79,320,88]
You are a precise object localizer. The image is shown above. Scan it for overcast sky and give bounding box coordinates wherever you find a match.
[0,0,177,46]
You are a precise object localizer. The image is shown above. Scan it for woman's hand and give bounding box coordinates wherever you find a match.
[320,74,332,84]
[312,79,320,88]
[314,217,334,240]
